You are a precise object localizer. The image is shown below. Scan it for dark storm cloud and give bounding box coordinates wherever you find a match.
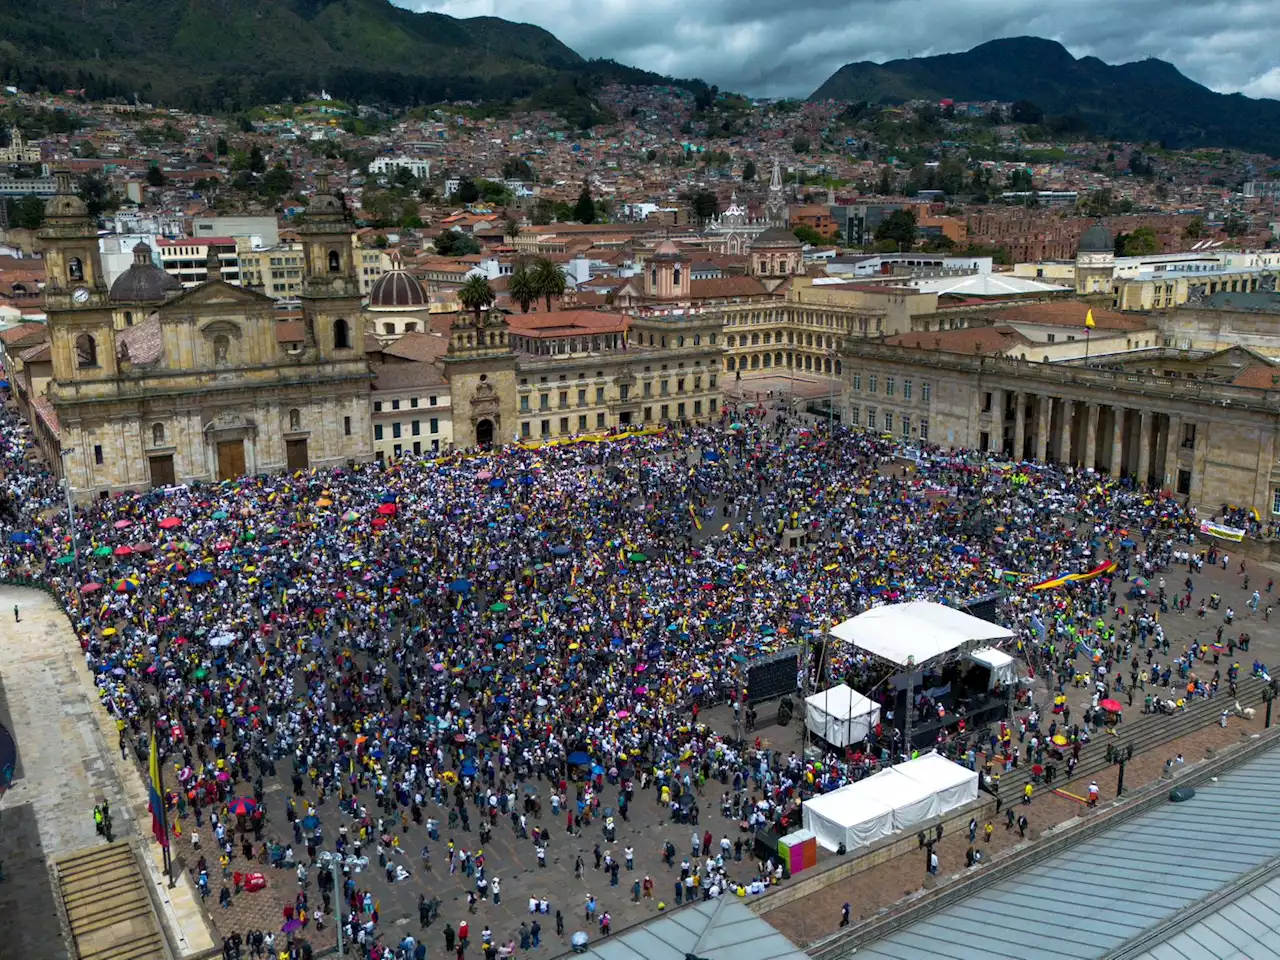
[399,0,1280,99]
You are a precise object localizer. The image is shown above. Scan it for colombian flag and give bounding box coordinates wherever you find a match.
[148,732,169,848]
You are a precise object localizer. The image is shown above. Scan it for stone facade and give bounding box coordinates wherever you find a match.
[839,340,1280,515]
[36,172,373,500]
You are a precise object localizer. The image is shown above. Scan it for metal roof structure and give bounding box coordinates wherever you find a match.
[849,745,1280,960]
[571,898,807,960]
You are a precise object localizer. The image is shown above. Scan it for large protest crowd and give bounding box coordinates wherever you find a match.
[0,396,1231,960]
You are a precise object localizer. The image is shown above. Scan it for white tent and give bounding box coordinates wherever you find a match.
[830,601,1014,667]
[801,783,895,852]
[804,684,880,747]
[895,753,979,819]
[967,647,1017,689]
[802,752,980,852]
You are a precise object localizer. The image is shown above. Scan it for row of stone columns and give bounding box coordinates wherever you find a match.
[987,388,1188,490]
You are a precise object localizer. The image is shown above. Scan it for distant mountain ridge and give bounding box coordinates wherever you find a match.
[0,0,704,114]
[811,37,1280,156]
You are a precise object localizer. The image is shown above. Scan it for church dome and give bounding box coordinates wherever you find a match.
[369,268,428,309]
[751,226,801,248]
[1078,222,1115,255]
[108,242,181,303]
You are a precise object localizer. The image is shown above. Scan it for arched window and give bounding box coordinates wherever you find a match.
[726,335,735,347]
[404,321,417,333]
[673,266,681,287]
[333,318,351,350]
[328,250,341,274]
[75,333,97,368]
[151,422,165,446]
[123,311,133,326]
[677,335,685,347]
[213,334,230,365]
[289,408,301,432]
[693,334,700,346]
[68,257,84,282]
[726,357,735,371]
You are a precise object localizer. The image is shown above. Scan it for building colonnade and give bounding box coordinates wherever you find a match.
[979,387,1197,493]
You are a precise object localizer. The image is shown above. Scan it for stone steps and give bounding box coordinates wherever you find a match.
[985,676,1265,806]
[55,842,167,960]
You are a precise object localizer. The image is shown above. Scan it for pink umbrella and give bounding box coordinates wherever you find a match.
[432,663,445,672]
[158,517,182,530]
[216,770,230,782]
[616,710,630,719]
[215,541,232,552]
[634,685,647,695]
[113,519,133,530]
[79,582,103,594]
[132,543,154,553]
[634,663,647,673]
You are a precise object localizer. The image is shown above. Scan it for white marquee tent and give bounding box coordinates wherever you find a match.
[967,647,1017,690]
[829,602,1014,668]
[801,753,979,852]
[804,684,880,747]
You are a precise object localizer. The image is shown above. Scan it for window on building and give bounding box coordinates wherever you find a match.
[344,416,352,436]
[901,416,911,438]
[903,379,912,401]
[922,382,932,403]
[151,422,165,446]
[429,418,438,434]
[559,417,569,435]
[393,444,402,457]
[333,317,351,349]
[413,441,421,455]
[373,400,382,412]
[540,419,550,437]
[885,377,895,397]
[579,414,588,431]
[430,395,438,406]
[867,408,877,430]
[411,420,421,436]
[94,444,103,465]
[392,423,401,439]
[850,406,860,427]
[677,402,686,419]
[521,422,531,439]
[539,394,550,411]
[868,375,878,394]
[520,396,530,413]
[595,387,605,404]
[1182,423,1196,449]
[919,418,929,442]
[410,398,419,409]
[883,411,893,433]
[643,406,653,422]
[375,424,383,440]
[660,404,669,420]
[75,333,98,368]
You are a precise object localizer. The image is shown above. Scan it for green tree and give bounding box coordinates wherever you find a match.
[1082,188,1114,217]
[792,224,826,245]
[262,163,294,198]
[1224,214,1249,237]
[574,184,595,224]
[76,172,114,218]
[457,274,495,325]
[215,136,228,157]
[686,189,719,229]
[501,156,533,180]
[1184,216,1204,240]
[792,135,810,154]
[877,166,894,196]
[1121,227,1160,256]
[76,141,99,159]
[434,230,481,257]
[248,145,266,174]
[456,177,480,204]
[145,165,166,187]
[874,209,917,251]
[4,194,46,230]
[508,262,537,313]
[742,159,756,182]
[532,257,566,312]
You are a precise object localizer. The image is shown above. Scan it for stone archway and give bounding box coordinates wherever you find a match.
[475,419,494,447]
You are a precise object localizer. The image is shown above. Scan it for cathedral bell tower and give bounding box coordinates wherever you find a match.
[443,308,516,448]
[297,174,364,361]
[39,169,118,386]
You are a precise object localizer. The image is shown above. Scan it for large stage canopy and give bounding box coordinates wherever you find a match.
[802,753,979,852]
[804,684,880,747]
[829,601,1014,667]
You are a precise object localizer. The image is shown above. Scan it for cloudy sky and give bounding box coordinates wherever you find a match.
[399,0,1280,100]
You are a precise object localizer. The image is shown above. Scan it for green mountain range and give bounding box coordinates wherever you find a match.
[811,37,1280,157]
[0,0,701,115]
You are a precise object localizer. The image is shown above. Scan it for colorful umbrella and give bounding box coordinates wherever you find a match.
[1098,698,1123,713]
[158,517,182,530]
[228,796,257,817]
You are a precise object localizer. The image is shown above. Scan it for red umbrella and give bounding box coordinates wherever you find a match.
[79,582,103,594]
[377,503,397,516]
[158,517,182,530]
[113,545,133,556]
[1099,698,1124,713]
[113,519,133,530]
[228,796,257,817]
[132,542,154,553]
[371,517,388,528]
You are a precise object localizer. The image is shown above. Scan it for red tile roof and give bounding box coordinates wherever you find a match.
[992,301,1148,331]
[884,327,1030,356]
[507,310,628,338]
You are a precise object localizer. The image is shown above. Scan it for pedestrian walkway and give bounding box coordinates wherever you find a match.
[0,586,213,959]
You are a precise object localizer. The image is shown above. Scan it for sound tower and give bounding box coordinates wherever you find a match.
[746,646,800,704]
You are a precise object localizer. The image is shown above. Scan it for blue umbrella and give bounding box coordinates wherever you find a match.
[1120,538,1136,547]
[388,567,407,580]
[494,695,509,705]
[702,450,721,462]
[380,493,397,503]
[186,570,214,585]
[591,764,605,775]
[518,475,535,486]
[449,578,472,593]
[301,815,320,831]
[490,477,507,489]
[551,545,572,557]
[950,544,967,554]
[7,532,32,544]
[566,751,592,767]
[461,762,477,777]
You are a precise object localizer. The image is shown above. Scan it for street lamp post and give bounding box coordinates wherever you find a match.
[59,447,80,583]
[317,852,369,957]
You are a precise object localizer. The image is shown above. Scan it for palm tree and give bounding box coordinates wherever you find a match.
[509,262,537,313]
[531,257,566,312]
[458,274,495,326]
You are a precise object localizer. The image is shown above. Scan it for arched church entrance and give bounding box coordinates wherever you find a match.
[475,419,494,447]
